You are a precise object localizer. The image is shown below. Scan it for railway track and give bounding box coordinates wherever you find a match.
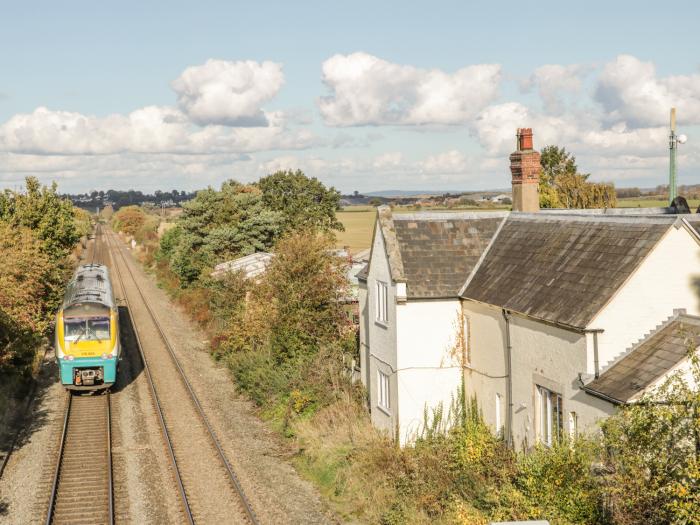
[44,225,114,525]
[105,230,258,524]
[45,392,114,525]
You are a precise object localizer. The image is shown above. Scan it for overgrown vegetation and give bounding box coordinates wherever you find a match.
[539,146,617,209]
[154,170,343,287]
[137,170,698,524]
[0,177,84,396]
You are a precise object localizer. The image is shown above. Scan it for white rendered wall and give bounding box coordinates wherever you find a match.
[395,299,463,444]
[364,223,399,436]
[463,301,614,449]
[588,225,700,372]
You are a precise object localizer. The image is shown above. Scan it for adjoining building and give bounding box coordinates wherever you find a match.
[358,128,700,447]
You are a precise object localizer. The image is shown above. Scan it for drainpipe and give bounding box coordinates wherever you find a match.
[502,309,514,449]
[584,329,604,379]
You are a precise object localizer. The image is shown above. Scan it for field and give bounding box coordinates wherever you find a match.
[336,198,698,253]
[617,197,700,208]
[336,208,376,252]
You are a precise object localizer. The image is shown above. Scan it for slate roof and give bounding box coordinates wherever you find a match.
[461,214,675,328]
[211,252,274,280]
[584,313,700,403]
[390,212,506,298]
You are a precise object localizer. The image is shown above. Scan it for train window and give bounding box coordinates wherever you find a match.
[88,317,111,340]
[64,316,111,341]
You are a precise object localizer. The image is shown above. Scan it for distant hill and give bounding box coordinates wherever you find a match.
[364,189,510,198]
[365,190,456,198]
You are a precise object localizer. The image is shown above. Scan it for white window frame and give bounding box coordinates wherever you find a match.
[377,370,390,413]
[536,385,562,447]
[375,280,388,324]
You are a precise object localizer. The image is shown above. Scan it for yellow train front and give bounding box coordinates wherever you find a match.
[55,264,119,390]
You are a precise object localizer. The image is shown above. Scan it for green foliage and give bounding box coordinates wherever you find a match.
[258,170,344,233]
[600,354,700,525]
[157,171,343,287]
[0,177,83,382]
[0,176,79,261]
[539,146,617,209]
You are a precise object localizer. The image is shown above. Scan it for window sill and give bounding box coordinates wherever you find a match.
[374,320,389,329]
[376,405,392,417]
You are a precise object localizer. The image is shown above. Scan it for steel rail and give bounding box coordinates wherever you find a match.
[44,392,71,525]
[45,392,114,525]
[106,229,258,524]
[105,231,195,525]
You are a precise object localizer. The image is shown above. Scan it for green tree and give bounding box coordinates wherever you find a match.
[257,170,344,233]
[162,182,285,285]
[539,146,617,209]
[0,176,79,261]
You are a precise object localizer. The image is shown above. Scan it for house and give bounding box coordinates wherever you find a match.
[358,128,700,446]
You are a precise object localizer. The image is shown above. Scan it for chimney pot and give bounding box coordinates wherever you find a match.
[518,128,534,151]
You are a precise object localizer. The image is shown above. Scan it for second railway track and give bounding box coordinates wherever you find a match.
[46,392,113,525]
[104,229,258,524]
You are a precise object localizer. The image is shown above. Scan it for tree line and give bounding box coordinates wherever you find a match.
[0,177,88,381]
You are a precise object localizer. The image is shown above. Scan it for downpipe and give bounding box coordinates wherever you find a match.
[502,309,514,449]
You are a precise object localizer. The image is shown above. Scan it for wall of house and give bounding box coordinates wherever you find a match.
[358,280,369,389]
[588,225,700,372]
[362,223,399,436]
[633,354,698,401]
[463,301,615,449]
[395,299,463,444]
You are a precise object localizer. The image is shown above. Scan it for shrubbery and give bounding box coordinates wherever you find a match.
[142,170,698,524]
[0,177,83,381]
[156,171,342,287]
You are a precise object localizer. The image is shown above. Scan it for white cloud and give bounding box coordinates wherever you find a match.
[318,52,501,126]
[596,54,700,127]
[521,64,589,113]
[420,150,468,173]
[171,59,284,126]
[0,106,315,156]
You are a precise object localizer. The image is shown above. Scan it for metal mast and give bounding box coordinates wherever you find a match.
[669,108,677,204]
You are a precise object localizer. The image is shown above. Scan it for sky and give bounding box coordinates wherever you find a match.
[1,0,699,194]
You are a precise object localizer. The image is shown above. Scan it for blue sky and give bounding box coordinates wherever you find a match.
[1,1,699,193]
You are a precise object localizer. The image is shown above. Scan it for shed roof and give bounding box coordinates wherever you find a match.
[584,313,700,403]
[211,252,274,280]
[461,214,675,328]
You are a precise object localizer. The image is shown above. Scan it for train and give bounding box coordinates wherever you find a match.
[55,263,120,390]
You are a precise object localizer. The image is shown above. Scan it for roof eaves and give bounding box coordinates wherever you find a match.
[377,205,406,283]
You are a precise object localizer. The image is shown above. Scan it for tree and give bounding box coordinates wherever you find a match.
[257,170,344,233]
[112,205,147,236]
[539,146,617,209]
[369,198,383,207]
[161,182,285,285]
[0,176,79,261]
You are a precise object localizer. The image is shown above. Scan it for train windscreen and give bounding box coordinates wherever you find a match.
[64,316,111,341]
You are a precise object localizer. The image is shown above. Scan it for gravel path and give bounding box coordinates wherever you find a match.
[111,232,335,525]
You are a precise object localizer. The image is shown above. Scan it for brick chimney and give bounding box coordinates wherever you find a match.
[510,128,540,212]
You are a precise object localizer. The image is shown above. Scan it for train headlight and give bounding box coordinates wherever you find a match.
[65,355,74,361]
[101,353,114,360]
